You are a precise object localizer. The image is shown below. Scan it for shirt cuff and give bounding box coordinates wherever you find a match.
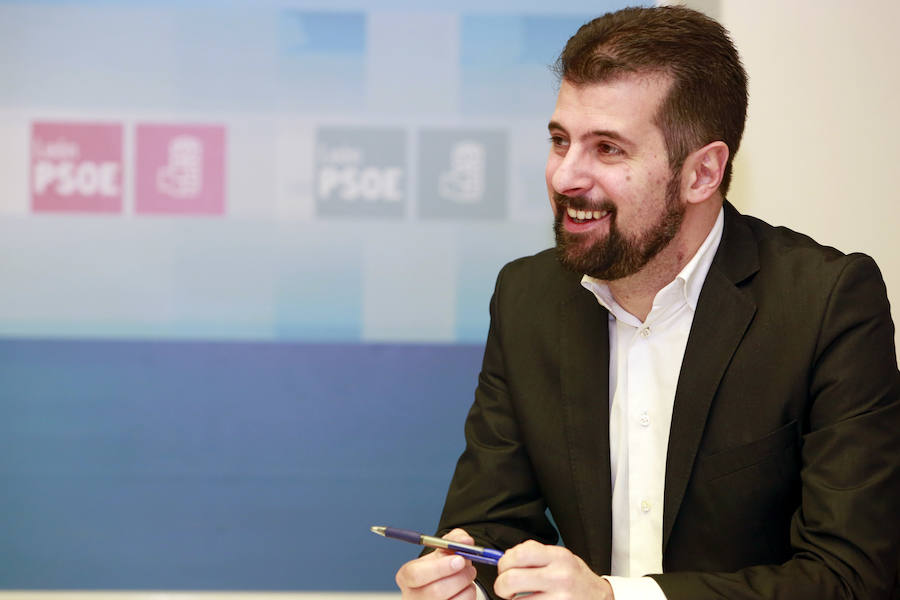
[474,580,488,600]
[603,575,667,600]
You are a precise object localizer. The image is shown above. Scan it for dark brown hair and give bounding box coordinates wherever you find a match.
[554,6,748,195]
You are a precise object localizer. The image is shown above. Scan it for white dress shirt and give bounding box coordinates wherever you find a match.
[581,208,724,599]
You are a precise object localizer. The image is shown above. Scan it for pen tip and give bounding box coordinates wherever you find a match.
[370,526,386,536]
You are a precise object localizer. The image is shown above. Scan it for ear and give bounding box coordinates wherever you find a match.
[681,141,729,205]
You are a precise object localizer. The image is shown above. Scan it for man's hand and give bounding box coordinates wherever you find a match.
[494,540,614,600]
[395,528,479,600]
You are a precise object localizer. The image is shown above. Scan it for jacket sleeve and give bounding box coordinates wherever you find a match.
[434,262,559,598]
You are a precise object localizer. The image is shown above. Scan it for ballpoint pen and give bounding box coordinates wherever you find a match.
[370,526,504,566]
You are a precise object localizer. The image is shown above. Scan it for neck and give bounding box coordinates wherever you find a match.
[606,202,720,321]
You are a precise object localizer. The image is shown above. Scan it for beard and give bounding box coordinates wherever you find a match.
[553,173,684,281]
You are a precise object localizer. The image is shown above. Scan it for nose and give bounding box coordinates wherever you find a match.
[548,145,592,197]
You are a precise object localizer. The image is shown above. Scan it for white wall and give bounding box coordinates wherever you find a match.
[718,0,900,358]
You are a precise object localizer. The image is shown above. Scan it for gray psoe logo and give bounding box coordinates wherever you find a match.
[314,127,406,218]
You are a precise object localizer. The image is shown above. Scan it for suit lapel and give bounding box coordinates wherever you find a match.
[662,203,759,551]
[560,283,613,574]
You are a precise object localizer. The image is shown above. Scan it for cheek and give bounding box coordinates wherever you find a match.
[603,169,661,220]
[625,164,667,197]
[596,168,633,203]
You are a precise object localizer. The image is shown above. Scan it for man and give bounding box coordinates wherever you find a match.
[395,6,899,599]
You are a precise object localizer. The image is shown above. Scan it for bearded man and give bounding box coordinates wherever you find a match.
[393,6,900,599]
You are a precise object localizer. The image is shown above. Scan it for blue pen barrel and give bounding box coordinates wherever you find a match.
[450,545,504,565]
[384,527,424,544]
[479,547,504,562]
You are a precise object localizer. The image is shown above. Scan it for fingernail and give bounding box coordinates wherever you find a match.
[450,555,465,570]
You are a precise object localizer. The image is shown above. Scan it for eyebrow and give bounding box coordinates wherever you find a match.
[547,120,631,145]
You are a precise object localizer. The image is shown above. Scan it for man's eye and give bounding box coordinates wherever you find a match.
[548,136,569,148]
[598,142,622,155]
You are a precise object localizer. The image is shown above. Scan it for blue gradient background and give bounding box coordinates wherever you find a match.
[0,339,479,589]
[0,0,637,590]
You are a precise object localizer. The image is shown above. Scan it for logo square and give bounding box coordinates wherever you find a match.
[135,124,226,215]
[31,122,124,213]
[417,129,508,220]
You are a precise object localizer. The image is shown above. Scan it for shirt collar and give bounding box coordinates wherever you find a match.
[581,206,724,317]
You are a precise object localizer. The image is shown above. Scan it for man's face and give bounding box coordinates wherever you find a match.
[546,75,685,281]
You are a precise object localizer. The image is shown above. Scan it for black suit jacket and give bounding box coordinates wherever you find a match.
[436,203,900,599]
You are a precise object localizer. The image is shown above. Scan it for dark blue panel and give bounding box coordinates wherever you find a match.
[0,339,484,590]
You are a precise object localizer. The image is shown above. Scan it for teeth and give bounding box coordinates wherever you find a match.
[566,207,608,221]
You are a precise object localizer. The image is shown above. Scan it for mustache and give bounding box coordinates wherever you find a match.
[553,192,616,214]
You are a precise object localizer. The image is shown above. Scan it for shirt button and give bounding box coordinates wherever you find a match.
[641,500,652,513]
[639,412,651,427]
[640,327,651,338]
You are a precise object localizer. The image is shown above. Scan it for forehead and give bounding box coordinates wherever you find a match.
[550,74,671,143]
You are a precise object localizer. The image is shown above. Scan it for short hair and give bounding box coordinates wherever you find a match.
[554,6,748,195]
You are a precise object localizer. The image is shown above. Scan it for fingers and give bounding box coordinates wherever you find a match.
[398,553,464,587]
[397,555,477,599]
[495,540,554,598]
[495,541,595,599]
[396,529,478,600]
[498,539,561,570]
[447,581,479,600]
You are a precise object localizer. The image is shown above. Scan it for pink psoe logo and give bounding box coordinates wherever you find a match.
[135,124,226,215]
[31,122,124,213]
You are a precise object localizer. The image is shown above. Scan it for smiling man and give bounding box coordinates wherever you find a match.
[393,6,899,600]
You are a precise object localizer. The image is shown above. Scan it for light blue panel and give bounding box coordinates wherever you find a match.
[460,14,592,115]
[454,223,553,342]
[0,217,550,342]
[459,6,651,115]
[460,15,522,70]
[279,10,366,54]
[0,218,179,339]
[272,224,365,341]
[0,218,365,341]
[166,222,281,337]
[276,10,367,110]
[277,56,366,110]
[0,5,369,111]
[0,5,182,108]
[166,8,280,111]
[520,15,593,64]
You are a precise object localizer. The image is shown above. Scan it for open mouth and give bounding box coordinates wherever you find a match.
[566,206,611,224]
